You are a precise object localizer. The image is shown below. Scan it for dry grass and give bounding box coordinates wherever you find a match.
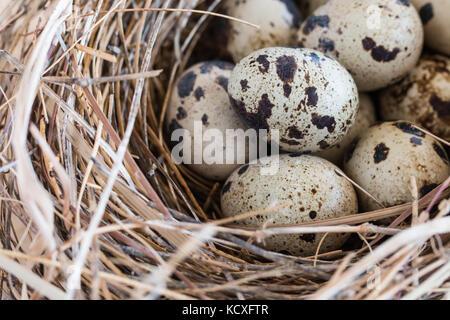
[0,0,449,300]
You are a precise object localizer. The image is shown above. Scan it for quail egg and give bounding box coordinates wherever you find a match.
[379,54,450,140]
[221,154,359,256]
[297,0,424,92]
[410,0,450,56]
[343,121,450,212]
[228,47,359,153]
[166,61,249,181]
[316,93,377,164]
[210,0,302,63]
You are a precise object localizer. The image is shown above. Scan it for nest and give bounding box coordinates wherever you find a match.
[0,0,449,300]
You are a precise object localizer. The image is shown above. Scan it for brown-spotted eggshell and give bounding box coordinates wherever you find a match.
[214,0,302,63]
[228,47,359,153]
[379,54,450,139]
[315,93,377,164]
[166,61,248,181]
[343,121,450,212]
[221,154,358,256]
[297,0,424,92]
[410,0,450,56]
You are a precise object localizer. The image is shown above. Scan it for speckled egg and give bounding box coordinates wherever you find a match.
[297,0,329,17]
[166,61,249,181]
[228,47,359,153]
[379,55,450,140]
[297,0,424,92]
[315,93,376,164]
[221,154,359,256]
[343,121,450,212]
[410,0,450,56]
[211,0,302,63]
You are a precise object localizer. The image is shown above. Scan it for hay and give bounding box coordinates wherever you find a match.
[0,0,449,300]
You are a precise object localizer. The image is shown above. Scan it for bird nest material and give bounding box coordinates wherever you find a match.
[0,0,449,300]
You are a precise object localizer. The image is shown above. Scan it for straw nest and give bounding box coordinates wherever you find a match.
[0,0,449,300]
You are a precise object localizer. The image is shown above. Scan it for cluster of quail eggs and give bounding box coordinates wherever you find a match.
[166,0,450,256]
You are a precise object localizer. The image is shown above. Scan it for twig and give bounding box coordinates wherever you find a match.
[43,70,162,87]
